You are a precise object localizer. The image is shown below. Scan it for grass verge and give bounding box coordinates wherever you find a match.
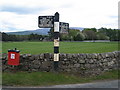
[2,70,119,86]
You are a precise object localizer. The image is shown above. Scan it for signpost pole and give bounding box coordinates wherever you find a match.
[54,12,59,71]
[38,12,69,71]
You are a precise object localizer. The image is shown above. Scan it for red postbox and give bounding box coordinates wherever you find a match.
[8,48,20,65]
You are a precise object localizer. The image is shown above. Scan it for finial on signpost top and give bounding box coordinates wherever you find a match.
[54,12,59,22]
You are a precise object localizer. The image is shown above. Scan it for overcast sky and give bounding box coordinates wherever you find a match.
[0,0,119,32]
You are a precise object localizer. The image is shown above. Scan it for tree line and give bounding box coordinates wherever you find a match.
[60,27,120,41]
[1,27,120,41]
[1,33,48,41]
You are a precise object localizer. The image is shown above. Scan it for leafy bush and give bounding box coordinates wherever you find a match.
[74,33,85,41]
[96,33,109,40]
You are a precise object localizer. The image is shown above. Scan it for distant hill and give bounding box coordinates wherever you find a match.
[70,27,84,31]
[6,27,84,35]
[7,28,50,35]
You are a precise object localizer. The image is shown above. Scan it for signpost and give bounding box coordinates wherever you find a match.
[38,12,69,71]
[60,22,69,34]
[38,16,54,28]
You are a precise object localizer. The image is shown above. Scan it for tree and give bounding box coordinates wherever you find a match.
[96,33,109,40]
[28,33,43,41]
[60,29,80,41]
[84,28,97,32]
[74,33,85,41]
[60,34,70,41]
[68,29,80,41]
[98,27,119,41]
[91,28,97,32]
[2,32,9,41]
[48,28,54,41]
[82,30,97,40]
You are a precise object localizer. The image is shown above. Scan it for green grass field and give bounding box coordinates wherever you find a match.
[2,41,118,54]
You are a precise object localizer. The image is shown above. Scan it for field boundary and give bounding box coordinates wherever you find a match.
[2,51,119,76]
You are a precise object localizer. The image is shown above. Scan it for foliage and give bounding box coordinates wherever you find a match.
[82,30,97,40]
[98,27,119,41]
[96,32,109,40]
[2,33,45,41]
[60,34,70,41]
[74,33,85,41]
[61,29,85,41]
[48,28,54,41]
[84,28,97,32]
[68,29,80,37]
[60,29,80,41]
[28,33,43,41]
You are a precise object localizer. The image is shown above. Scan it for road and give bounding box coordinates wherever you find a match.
[41,80,119,88]
[2,80,119,90]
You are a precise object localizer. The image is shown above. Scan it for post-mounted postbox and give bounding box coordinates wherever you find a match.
[8,48,20,65]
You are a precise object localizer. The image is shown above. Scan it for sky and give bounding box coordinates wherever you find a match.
[0,0,119,32]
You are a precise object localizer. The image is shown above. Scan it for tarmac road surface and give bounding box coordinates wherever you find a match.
[42,80,119,88]
[2,80,119,90]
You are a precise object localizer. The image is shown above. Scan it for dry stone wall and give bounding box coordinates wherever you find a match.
[2,51,120,76]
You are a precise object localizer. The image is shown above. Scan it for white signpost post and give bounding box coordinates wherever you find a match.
[38,12,69,71]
